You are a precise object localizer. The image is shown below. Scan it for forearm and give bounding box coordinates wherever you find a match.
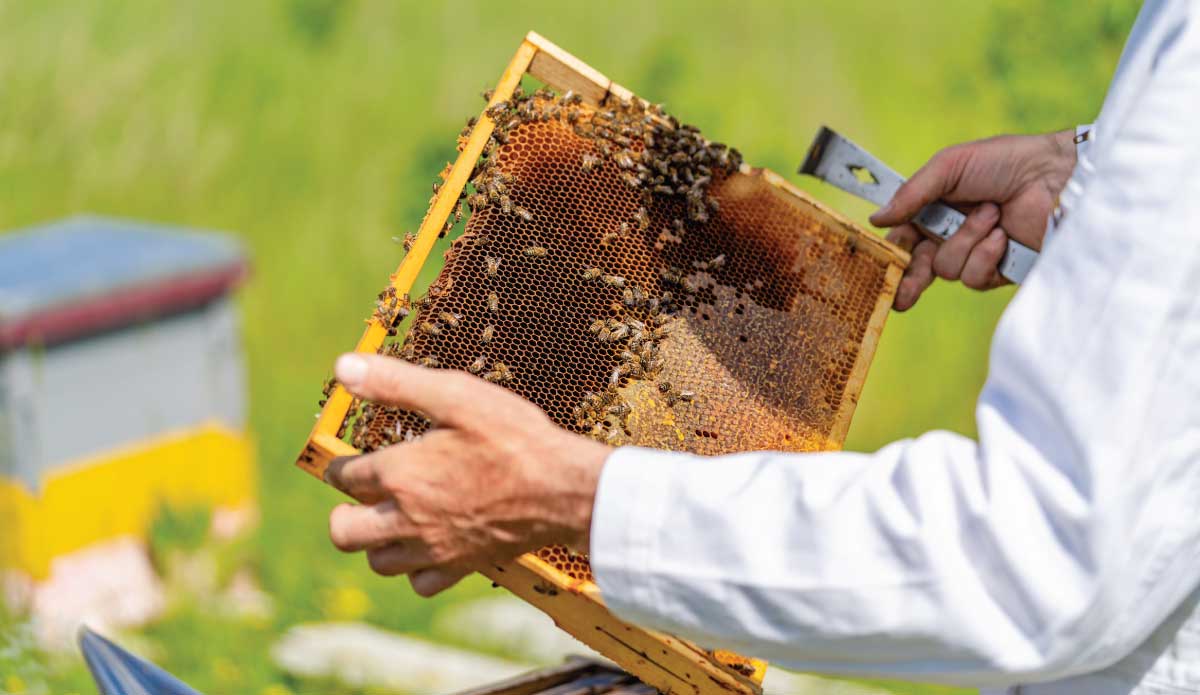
[591,434,1086,687]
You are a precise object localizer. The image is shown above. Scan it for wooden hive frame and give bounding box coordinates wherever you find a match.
[296,31,909,695]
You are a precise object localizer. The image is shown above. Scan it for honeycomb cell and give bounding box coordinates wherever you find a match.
[348,90,895,581]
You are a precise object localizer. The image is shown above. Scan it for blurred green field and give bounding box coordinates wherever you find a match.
[0,0,1135,693]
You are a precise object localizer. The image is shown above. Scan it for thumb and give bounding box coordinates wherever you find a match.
[869,148,961,228]
[334,352,480,427]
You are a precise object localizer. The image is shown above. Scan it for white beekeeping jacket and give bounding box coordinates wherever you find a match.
[589,1,1200,692]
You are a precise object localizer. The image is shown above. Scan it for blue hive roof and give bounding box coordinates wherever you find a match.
[0,215,247,347]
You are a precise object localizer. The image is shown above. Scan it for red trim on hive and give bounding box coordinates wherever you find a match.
[0,262,248,350]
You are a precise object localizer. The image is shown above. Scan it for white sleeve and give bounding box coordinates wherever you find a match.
[590,8,1200,688]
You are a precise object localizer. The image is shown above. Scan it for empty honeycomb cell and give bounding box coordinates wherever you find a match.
[347,89,894,580]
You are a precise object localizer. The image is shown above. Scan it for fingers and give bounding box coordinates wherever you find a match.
[410,567,470,597]
[960,227,1010,290]
[870,147,964,228]
[932,203,1000,281]
[366,542,436,576]
[334,353,490,427]
[884,223,922,253]
[329,500,411,552]
[894,239,937,311]
[325,455,387,503]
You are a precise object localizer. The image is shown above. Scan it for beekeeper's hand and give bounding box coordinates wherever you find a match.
[870,129,1077,310]
[323,353,609,597]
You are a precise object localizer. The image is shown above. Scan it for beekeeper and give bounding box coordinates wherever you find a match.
[325,1,1200,692]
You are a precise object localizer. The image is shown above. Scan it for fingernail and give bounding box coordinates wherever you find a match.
[335,353,368,388]
[869,202,893,224]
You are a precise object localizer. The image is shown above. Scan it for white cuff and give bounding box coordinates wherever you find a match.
[589,446,690,620]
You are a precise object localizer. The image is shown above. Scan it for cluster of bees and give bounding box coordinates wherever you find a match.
[332,83,748,451]
[573,258,692,444]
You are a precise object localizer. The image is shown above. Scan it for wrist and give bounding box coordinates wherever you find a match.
[1048,128,1079,173]
[539,432,610,552]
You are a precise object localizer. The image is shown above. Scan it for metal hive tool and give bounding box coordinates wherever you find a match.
[296,32,908,695]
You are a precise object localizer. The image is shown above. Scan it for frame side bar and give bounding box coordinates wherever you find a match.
[828,262,903,445]
[295,39,540,479]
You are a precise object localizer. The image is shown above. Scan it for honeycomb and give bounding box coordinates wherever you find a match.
[347,89,893,581]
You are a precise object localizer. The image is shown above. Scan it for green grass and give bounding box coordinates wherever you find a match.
[0,1,1133,692]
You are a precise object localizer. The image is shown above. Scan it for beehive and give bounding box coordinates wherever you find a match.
[296,32,907,695]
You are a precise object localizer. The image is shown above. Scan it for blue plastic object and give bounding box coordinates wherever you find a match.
[78,625,204,695]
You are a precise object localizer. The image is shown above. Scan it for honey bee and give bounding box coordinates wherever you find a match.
[419,355,442,368]
[437,312,461,328]
[418,321,442,336]
[581,154,600,172]
[500,194,513,215]
[615,152,634,169]
[693,254,727,271]
[600,231,619,247]
[468,356,487,374]
[619,221,631,236]
[658,381,672,394]
[660,266,683,285]
[484,361,513,384]
[589,318,607,334]
[606,403,631,418]
[634,207,650,230]
[515,206,533,222]
[581,267,603,281]
[622,172,640,188]
[468,192,488,210]
[602,274,626,288]
[481,324,496,344]
[678,390,695,402]
[653,184,674,195]
[484,101,510,118]
[402,233,417,251]
[486,292,499,313]
[485,256,501,276]
[524,246,547,258]
[481,88,495,101]
[608,323,630,341]
[622,288,635,307]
